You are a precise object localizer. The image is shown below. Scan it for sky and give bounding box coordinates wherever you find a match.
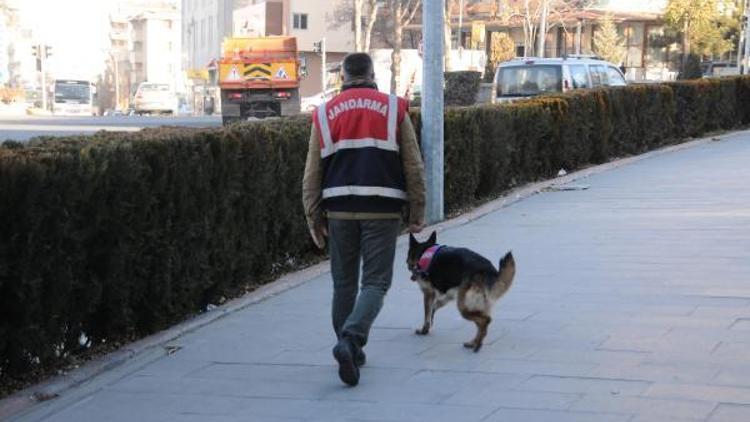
[10,0,119,79]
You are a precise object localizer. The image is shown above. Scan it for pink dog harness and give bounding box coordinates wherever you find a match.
[416,245,443,276]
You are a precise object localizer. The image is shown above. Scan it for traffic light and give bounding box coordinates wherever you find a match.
[32,45,39,57]
[44,45,52,58]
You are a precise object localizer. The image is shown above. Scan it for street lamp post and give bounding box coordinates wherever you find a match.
[108,52,120,110]
[422,0,445,224]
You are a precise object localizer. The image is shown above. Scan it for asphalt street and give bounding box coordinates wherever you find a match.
[0,115,223,142]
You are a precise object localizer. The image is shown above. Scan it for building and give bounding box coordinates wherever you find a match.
[0,10,11,87]
[129,9,182,89]
[182,0,249,113]
[182,0,354,104]
[398,0,681,82]
[105,1,180,110]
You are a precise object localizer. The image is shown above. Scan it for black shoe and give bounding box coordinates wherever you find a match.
[354,349,366,367]
[332,338,360,386]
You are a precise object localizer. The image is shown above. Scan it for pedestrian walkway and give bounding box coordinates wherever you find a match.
[9,132,750,422]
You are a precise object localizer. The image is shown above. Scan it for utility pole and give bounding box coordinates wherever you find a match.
[458,0,464,59]
[314,39,327,94]
[422,0,445,224]
[110,52,120,110]
[321,37,327,94]
[41,45,49,112]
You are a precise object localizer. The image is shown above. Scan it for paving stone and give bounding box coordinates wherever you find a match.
[570,395,716,420]
[12,133,750,422]
[518,375,651,396]
[708,403,750,422]
[645,383,750,404]
[481,407,632,422]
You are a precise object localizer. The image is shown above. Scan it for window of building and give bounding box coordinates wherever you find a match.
[133,41,143,51]
[619,23,644,68]
[200,18,206,47]
[645,25,677,69]
[293,13,308,30]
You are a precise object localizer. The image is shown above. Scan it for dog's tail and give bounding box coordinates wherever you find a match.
[491,251,516,300]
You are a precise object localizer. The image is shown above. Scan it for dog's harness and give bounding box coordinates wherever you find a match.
[415,245,443,278]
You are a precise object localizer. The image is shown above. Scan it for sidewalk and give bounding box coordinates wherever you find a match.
[8,132,750,422]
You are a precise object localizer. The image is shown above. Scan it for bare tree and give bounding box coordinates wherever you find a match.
[363,0,382,51]
[355,0,363,51]
[333,0,383,52]
[387,0,421,94]
[497,0,592,57]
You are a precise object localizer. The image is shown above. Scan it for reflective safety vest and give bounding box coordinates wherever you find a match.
[313,87,409,214]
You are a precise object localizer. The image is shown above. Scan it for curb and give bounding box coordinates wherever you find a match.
[0,129,742,420]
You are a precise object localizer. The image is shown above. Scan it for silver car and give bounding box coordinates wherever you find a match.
[495,56,627,102]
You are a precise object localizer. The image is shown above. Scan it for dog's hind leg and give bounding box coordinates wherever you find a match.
[416,289,435,335]
[460,311,491,352]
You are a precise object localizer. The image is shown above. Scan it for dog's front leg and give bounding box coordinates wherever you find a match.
[416,289,435,335]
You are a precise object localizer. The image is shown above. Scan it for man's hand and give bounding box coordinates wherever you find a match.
[409,222,425,234]
[309,219,328,249]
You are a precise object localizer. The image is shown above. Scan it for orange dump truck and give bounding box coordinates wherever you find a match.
[218,36,301,124]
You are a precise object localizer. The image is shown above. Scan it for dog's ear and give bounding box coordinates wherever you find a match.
[409,233,418,248]
[427,231,437,245]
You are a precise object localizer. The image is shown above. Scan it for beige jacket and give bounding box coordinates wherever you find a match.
[302,114,426,232]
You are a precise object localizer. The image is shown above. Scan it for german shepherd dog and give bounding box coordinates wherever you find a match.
[407,232,516,352]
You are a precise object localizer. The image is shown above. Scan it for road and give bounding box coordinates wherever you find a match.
[5,131,750,421]
[0,115,223,142]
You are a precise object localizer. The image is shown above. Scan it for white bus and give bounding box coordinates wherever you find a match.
[53,79,96,116]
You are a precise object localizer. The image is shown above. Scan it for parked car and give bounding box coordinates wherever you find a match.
[132,83,178,115]
[701,61,740,78]
[495,56,627,102]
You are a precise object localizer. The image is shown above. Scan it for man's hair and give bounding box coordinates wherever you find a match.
[342,53,375,82]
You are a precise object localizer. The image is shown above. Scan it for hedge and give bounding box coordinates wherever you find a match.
[444,71,482,106]
[2,77,750,392]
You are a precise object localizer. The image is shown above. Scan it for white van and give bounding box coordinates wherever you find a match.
[495,56,627,102]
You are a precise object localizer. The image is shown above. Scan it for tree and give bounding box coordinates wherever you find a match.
[593,14,626,65]
[333,0,382,52]
[355,0,363,51]
[495,0,592,57]
[485,32,516,81]
[665,0,737,69]
[362,0,382,51]
[387,0,421,94]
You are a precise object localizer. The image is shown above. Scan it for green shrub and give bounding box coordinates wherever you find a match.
[445,71,482,106]
[2,77,750,390]
[0,119,314,383]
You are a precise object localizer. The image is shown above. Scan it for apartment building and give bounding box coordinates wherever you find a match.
[105,1,180,109]
[130,9,182,88]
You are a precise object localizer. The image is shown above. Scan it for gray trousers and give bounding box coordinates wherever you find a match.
[328,218,401,347]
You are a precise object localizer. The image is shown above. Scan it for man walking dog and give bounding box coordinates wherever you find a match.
[302,53,426,386]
